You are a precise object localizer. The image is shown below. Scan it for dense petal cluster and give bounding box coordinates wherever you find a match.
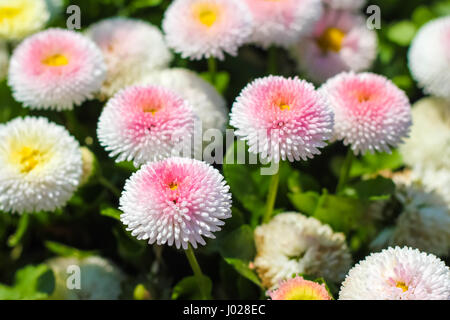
[163,0,253,60]
[47,256,124,300]
[254,213,352,289]
[400,97,450,172]
[119,157,232,250]
[291,9,377,83]
[0,0,49,40]
[0,117,82,214]
[319,72,412,155]
[137,68,228,135]
[408,17,450,100]
[268,276,332,300]
[339,247,450,300]
[230,76,334,163]
[97,85,197,166]
[244,0,323,48]
[8,28,106,111]
[86,17,172,99]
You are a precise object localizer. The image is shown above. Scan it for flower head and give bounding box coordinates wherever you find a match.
[268,276,332,300]
[47,256,124,300]
[408,17,450,100]
[244,0,322,48]
[137,68,228,135]
[119,157,232,250]
[97,85,197,166]
[400,97,450,172]
[0,117,82,214]
[291,9,377,83]
[254,213,352,289]
[319,72,412,155]
[322,0,366,10]
[86,17,172,99]
[339,247,450,300]
[8,28,106,111]
[230,76,334,163]
[162,0,253,60]
[0,0,49,40]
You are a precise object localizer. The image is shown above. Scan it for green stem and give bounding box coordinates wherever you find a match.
[208,57,217,85]
[185,244,209,299]
[267,46,278,75]
[263,169,280,223]
[8,214,31,247]
[98,176,121,198]
[336,148,355,193]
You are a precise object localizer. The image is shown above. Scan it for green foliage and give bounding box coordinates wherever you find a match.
[0,265,55,300]
[171,275,212,300]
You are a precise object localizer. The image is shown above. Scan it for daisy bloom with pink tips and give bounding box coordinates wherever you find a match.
[230,76,334,163]
[339,247,450,300]
[162,0,253,60]
[322,0,366,11]
[319,72,412,155]
[291,9,377,83]
[119,157,232,250]
[8,28,106,111]
[97,85,197,167]
[244,0,323,48]
[269,276,332,300]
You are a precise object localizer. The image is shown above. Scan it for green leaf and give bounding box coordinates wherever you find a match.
[100,207,122,221]
[0,264,55,300]
[287,170,320,194]
[387,21,417,46]
[171,275,212,300]
[44,241,96,259]
[313,193,366,233]
[219,225,255,261]
[224,258,262,289]
[288,191,320,216]
[346,176,396,201]
[349,150,404,178]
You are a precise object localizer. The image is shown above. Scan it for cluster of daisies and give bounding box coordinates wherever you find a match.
[0,0,449,300]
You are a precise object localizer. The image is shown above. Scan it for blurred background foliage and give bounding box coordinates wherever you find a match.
[0,0,449,300]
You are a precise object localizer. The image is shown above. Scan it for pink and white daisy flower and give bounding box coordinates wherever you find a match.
[97,85,197,166]
[162,0,253,60]
[119,157,232,250]
[230,76,334,163]
[291,9,377,83]
[339,247,450,300]
[408,16,450,100]
[8,28,106,111]
[86,17,172,99]
[319,72,412,155]
[269,276,332,300]
[244,0,323,48]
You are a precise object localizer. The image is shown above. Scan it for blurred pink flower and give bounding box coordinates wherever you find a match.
[319,72,411,155]
[8,28,106,111]
[269,276,332,300]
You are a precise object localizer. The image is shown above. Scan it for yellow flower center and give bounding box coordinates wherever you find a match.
[42,54,69,67]
[193,3,219,27]
[283,286,325,300]
[12,146,45,173]
[317,27,346,53]
[279,104,290,111]
[396,281,409,292]
[169,182,178,190]
[142,104,160,115]
[0,6,22,22]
